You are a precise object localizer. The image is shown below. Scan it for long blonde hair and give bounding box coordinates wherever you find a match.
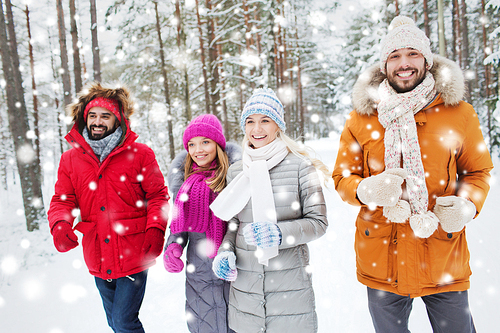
[242,130,331,182]
[184,144,229,193]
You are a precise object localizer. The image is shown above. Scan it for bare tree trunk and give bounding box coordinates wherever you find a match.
[24,5,42,179]
[175,0,192,121]
[437,0,446,56]
[394,0,400,16]
[481,0,491,149]
[243,0,255,89]
[90,0,101,82]
[452,0,463,64]
[56,0,72,108]
[69,0,83,92]
[195,0,210,114]
[460,0,472,101]
[253,6,263,79]
[206,0,220,117]
[239,45,244,113]
[0,0,45,231]
[294,15,304,142]
[217,43,229,138]
[423,0,430,38]
[153,1,175,160]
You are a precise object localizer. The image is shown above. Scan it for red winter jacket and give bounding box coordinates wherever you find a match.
[48,122,169,279]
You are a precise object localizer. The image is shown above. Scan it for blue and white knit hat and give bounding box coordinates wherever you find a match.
[240,88,286,132]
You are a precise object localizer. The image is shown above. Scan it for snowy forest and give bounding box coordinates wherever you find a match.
[0,0,500,231]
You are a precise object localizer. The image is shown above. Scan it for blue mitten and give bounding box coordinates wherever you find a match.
[243,222,282,248]
[212,251,237,281]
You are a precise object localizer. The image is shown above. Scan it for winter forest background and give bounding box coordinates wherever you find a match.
[1,0,500,332]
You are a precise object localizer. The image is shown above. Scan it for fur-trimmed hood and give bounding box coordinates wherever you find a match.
[166,142,242,199]
[352,54,465,116]
[67,81,135,134]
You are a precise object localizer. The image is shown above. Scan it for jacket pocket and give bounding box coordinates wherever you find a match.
[355,215,394,282]
[426,227,471,285]
[75,221,101,273]
[113,217,147,272]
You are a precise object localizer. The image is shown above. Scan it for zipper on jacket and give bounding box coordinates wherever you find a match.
[444,149,453,192]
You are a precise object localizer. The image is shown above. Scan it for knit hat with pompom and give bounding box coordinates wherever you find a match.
[379,16,433,74]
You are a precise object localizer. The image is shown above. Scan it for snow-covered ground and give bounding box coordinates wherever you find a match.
[0,137,498,332]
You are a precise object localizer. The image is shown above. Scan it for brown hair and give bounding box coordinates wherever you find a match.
[184,144,229,193]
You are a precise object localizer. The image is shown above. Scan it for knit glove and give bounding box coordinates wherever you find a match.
[212,251,237,282]
[142,228,165,260]
[163,243,184,273]
[51,221,79,253]
[243,222,282,248]
[357,168,407,208]
[433,196,476,233]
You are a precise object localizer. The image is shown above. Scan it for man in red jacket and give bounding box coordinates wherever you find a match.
[48,82,169,333]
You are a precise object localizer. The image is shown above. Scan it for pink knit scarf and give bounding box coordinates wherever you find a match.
[170,162,226,258]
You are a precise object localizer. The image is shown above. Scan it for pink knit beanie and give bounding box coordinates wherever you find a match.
[379,16,433,74]
[183,114,226,151]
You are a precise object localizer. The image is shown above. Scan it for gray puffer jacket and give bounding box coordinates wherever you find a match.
[165,142,241,333]
[221,152,328,333]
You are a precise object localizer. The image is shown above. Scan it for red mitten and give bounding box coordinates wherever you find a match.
[163,243,184,273]
[51,221,79,252]
[142,228,165,260]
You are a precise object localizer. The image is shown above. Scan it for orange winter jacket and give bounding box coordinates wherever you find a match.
[332,55,493,297]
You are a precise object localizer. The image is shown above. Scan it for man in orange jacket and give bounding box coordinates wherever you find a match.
[332,16,493,332]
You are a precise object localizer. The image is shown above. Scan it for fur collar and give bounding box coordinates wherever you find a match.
[166,142,242,199]
[352,54,465,116]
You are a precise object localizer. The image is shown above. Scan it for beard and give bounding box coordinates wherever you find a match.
[87,125,116,140]
[387,67,426,93]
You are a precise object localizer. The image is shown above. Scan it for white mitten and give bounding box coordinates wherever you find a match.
[433,196,476,233]
[357,168,407,208]
[409,211,439,238]
[383,200,411,223]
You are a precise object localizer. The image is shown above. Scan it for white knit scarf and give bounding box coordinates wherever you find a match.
[377,72,437,225]
[210,138,289,265]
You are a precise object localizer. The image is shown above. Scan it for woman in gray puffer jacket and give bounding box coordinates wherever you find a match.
[210,88,329,333]
[163,114,241,333]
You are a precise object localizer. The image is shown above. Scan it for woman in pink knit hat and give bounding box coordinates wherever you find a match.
[163,114,240,333]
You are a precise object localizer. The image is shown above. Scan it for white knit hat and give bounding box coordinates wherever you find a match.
[380,16,433,74]
[240,88,286,131]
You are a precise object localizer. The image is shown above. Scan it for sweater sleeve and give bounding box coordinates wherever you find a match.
[276,159,328,249]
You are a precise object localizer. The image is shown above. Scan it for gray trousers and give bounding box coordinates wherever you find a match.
[367,287,476,333]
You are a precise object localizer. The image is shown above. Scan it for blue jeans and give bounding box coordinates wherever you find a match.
[95,270,148,333]
[367,287,476,333]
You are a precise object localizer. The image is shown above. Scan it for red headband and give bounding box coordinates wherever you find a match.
[83,97,121,122]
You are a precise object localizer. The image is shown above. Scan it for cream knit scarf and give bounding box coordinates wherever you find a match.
[377,72,439,237]
[210,138,289,265]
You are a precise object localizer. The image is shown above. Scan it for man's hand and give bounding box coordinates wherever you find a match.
[142,228,165,260]
[357,168,407,208]
[51,221,79,252]
[434,196,476,233]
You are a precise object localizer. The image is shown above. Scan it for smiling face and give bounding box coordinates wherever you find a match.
[187,136,218,167]
[386,48,426,93]
[86,107,119,140]
[244,114,280,148]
